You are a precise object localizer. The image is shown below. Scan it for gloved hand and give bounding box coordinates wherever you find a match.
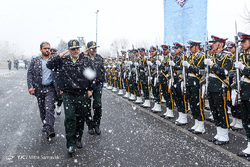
[182,61,190,68]
[134,62,139,66]
[112,65,116,68]
[169,61,175,66]
[204,59,213,66]
[147,61,152,66]
[234,61,245,70]
[231,89,237,106]
[118,61,121,65]
[128,61,132,65]
[156,60,161,65]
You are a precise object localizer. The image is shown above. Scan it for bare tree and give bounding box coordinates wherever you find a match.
[57,39,68,54]
[120,37,129,49]
[241,4,250,29]
[98,49,111,58]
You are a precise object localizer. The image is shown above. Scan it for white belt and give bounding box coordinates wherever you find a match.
[242,76,250,84]
[188,73,196,78]
[209,73,217,78]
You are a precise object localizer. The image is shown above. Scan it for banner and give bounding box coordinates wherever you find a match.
[163,0,207,45]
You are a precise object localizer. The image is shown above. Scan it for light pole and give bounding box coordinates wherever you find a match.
[96,10,99,44]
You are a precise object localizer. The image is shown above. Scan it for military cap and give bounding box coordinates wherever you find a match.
[172,42,183,48]
[187,40,202,47]
[121,50,126,54]
[209,35,227,43]
[68,39,81,49]
[128,49,133,53]
[238,32,250,42]
[149,46,157,52]
[226,41,235,48]
[138,47,146,52]
[50,48,58,54]
[161,44,169,50]
[87,41,99,49]
[133,48,138,52]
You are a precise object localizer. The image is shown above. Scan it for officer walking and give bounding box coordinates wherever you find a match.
[46,39,93,156]
[85,41,105,135]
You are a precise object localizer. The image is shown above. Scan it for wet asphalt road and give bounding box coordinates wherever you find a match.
[0,70,250,167]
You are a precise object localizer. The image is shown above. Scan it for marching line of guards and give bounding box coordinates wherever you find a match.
[103,32,250,160]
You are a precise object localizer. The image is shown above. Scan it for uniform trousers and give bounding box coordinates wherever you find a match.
[241,100,250,141]
[86,84,103,129]
[208,91,229,129]
[62,92,88,148]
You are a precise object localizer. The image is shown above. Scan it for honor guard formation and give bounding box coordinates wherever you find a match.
[102,32,250,161]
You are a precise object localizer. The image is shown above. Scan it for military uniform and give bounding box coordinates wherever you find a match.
[205,36,233,145]
[170,42,188,126]
[159,44,174,118]
[184,40,206,134]
[149,46,162,112]
[140,48,151,108]
[234,32,250,158]
[225,41,243,130]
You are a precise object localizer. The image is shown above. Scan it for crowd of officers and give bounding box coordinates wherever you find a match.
[103,32,250,160]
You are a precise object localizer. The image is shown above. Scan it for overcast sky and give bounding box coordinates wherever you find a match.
[0,0,249,58]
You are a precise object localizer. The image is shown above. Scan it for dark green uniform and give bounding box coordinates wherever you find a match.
[186,51,205,121]
[160,55,174,111]
[173,52,188,114]
[239,51,250,140]
[208,50,233,129]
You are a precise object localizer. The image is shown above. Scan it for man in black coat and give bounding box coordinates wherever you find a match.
[27,42,58,140]
[85,41,105,135]
[46,39,94,156]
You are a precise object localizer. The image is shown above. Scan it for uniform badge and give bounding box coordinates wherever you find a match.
[175,0,188,8]
[73,41,76,46]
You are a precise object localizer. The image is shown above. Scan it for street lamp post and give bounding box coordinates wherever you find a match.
[96,10,99,44]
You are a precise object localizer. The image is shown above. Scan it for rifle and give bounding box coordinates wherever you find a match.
[132,45,139,84]
[204,34,209,99]
[182,36,187,95]
[235,21,241,104]
[168,37,174,90]
[156,45,160,85]
[146,50,152,85]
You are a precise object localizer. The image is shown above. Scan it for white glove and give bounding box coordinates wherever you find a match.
[224,70,228,75]
[231,89,237,106]
[204,59,213,66]
[118,61,121,65]
[234,61,245,70]
[108,65,111,68]
[128,61,132,65]
[134,62,139,66]
[169,61,175,67]
[147,61,152,66]
[156,60,161,65]
[182,61,190,68]
[112,65,116,68]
